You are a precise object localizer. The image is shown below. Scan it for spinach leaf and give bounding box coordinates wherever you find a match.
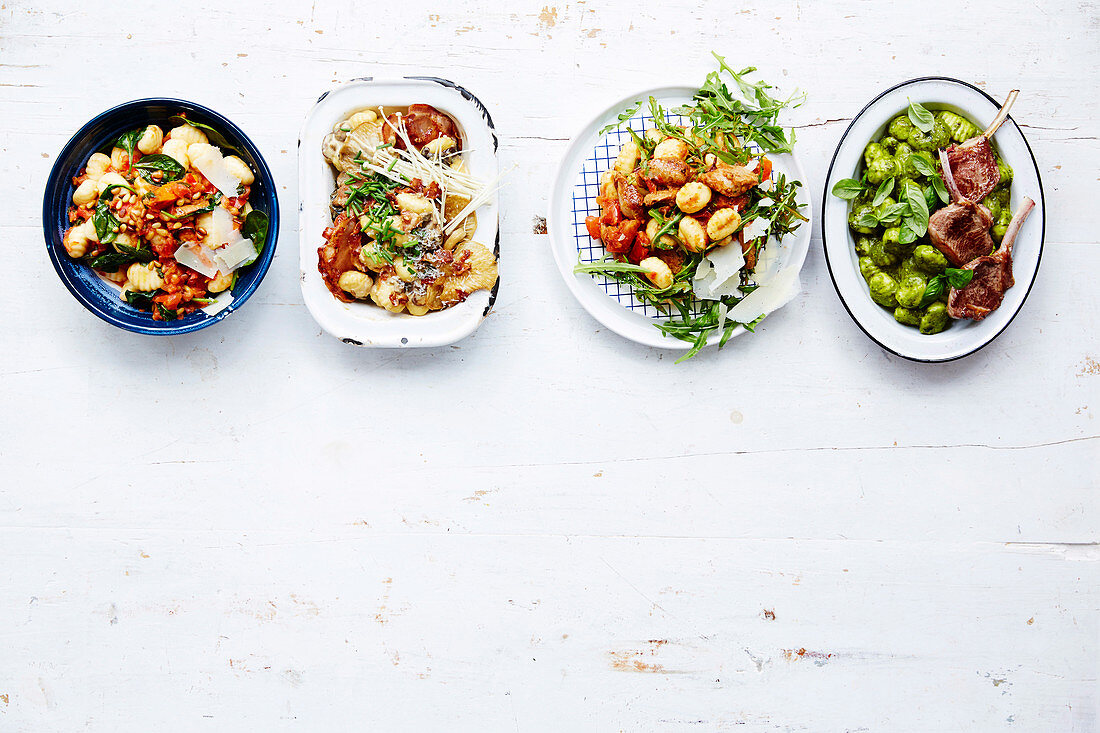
[154,302,178,321]
[946,267,975,289]
[91,183,137,244]
[83,243,155,271]
[872,177,894,207]
[116,128,143,158]
[920,274,946,307]
[831,178,864,200]
[242,210,269,253]
[168,115,244,157]
[162,202,216,220]
[907,100,935,134]
[133,153,185,183]
[124,289,159,309]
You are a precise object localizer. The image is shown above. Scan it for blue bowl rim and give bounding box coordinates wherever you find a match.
[42,97,280,336]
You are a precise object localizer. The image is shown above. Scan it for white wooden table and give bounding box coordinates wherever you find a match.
[2,1,1097,730]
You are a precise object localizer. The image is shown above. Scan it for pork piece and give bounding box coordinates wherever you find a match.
[644,158,691,187]
[941,138,1000,202]
[618,181,646,219]
[947,197,1035,321]
[643,189,678,207]
[698,163,758,197]
[927,200,995,267]
[383,104,460,152]
[317,213,363,302]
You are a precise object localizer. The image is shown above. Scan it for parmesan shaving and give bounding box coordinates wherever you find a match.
[205,207,236,248]
[725,266,801,324]
[201,289,234,316]
[190,145,241,198]
[213,238,258,273]
[174,243,220,278]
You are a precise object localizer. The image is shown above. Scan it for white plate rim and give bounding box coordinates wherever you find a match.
[821,76,1047,363]
[547,85,813,351]
[297,76,500,348]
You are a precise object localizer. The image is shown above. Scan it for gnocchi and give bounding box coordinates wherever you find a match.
[639,257,674,290]
[318,103,497,314]
[58,114,263,320]
[678,216,709,253]
[675,182,712,214]
[706,208,741,241]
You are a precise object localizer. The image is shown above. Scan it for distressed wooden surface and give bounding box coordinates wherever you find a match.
[1,0,1098,731]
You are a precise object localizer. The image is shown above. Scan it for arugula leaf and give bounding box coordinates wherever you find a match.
[872,177,894,207]
[598,100,643,135]
[831,178,863,200]
[909,153,938,177]
[931,175,950,204]
[907,100,934,134]
[920,274,946,307]
[116,128,143,159]
[133,153,185,183]
[946,267,975,289]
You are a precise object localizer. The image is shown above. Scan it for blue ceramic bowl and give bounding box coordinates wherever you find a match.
[43,98,279,334]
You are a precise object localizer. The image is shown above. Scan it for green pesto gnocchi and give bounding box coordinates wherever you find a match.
[835,105,1013,334]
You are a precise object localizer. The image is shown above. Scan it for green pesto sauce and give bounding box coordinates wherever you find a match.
[847,108,1013,334]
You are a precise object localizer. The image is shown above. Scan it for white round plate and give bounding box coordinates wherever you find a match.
[548,87,812,351]
[822,77,1046,362]
[298,77,500,347]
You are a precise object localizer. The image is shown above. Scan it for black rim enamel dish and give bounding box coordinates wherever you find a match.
[822,77,1045,362]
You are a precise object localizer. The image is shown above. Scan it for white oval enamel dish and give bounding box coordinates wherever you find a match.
[823,77,1046,362]
[548,86,812,352]
[298,77,500,347]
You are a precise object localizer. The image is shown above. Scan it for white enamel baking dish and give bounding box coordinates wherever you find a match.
[298,77,500,347]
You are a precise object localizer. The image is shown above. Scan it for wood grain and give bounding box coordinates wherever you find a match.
[0,0,1096,730]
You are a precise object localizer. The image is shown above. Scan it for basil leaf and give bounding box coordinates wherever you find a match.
[116,128,143,158]
[854,210,880,229]
[945,267,975,289]
[904,181,929,229]
[124,289,158,309]
[898,217,921,245]
[872,177,894,207]
[910,153,937,177]
[877,202,908,225]
[133,153,185,183]
[831,178,864,200]
[907,100,934,134]
[931,175,950,204]
[920,274,946,307]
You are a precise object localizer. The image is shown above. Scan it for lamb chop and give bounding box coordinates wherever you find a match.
[927,200,996,267]
[946,197,1034,321]
[939,90,1018,203]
